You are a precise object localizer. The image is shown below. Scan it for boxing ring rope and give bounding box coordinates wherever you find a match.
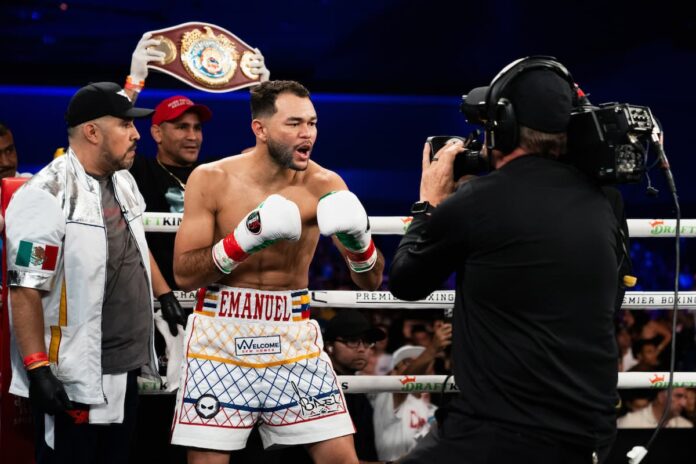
[141,212,696,394]
[334,372,696,393]
[145,290,696,394]
[139,371,696,394]
[160,290,696,311]
[143,212,696,238]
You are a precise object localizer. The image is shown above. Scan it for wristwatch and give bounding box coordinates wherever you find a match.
[410,200,433,216]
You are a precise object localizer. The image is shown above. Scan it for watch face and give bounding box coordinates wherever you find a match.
[411,201,430,214]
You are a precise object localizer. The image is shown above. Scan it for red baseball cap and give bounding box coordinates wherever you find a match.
[152,95,212,126]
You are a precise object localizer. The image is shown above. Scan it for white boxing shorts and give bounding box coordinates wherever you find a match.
[170,285,354,451]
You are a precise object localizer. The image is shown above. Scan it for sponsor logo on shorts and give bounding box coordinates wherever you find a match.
[291,382,343,418]
[234,335,282,355]
[246,211,261,234]
[195,394,221,419]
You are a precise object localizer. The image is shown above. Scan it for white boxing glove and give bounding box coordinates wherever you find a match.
[212,194,301,274]
[129,32,166,85]
[317,190,377,273]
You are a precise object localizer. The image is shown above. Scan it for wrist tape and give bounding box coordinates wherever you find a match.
[345,239,377,273]
[212,233,249,274]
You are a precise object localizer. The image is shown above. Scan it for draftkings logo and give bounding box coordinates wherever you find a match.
[649,220,696,236]
[400,378,460,393]
[648,373,696,389]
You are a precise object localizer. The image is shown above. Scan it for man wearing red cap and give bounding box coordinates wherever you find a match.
[129,96,212,340]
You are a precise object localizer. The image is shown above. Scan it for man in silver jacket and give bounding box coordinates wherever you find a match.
[5,82,159,464]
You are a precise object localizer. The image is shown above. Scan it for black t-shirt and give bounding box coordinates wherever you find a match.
[390,156,620,448]
[130,155,197,290]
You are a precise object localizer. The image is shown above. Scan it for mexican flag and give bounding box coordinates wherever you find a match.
[15,240,59,271]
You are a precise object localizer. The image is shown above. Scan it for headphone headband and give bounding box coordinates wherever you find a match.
[482,55,577,154]
[486,55,576,121]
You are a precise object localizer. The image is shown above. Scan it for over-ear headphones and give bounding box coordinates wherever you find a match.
[483,56,578,154]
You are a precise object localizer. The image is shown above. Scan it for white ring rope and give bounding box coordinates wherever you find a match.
[143,213,696,238]
[159,290,696,310]
[139,372,696,395]
[145,212,694,396]
[338,372,696,393]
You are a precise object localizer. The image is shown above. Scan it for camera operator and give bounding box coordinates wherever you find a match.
[389,57,623,463]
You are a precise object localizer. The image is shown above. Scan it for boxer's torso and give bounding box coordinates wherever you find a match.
[208,154,339,290]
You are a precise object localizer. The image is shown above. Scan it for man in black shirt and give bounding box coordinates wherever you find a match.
[129,96,212,393]
[390,58,621,463]
[130,95,212,299]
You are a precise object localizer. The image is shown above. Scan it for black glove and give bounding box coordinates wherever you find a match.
[27,365,74,415]
[158,291,187,336]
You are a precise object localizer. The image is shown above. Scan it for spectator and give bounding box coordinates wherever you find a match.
[629,338,666,372]
[630,310,672,360]
[0,122,32,229]
[1,121,32,295]
[618,389,655,417]
[683,388,696,424]
[409,324,432,347]
[324,310,386,462]
[365,323,392,375]
[616,325,638,372]
[0,122,19,180]
[372,321,451,461]
[617,387,693,429]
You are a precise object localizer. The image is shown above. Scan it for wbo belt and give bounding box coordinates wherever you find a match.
[195,285,311,323]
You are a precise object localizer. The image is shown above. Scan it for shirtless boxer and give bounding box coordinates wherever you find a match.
[171,80,384,464]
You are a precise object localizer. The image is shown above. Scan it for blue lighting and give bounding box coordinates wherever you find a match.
[679,272,694,290]
[0,85,457,107]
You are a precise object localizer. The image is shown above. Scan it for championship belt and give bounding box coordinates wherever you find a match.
[145,22,263,93]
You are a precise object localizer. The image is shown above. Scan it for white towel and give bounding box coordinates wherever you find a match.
[89,373,127,424]
[44,414,55,449]
[153,310,184,392]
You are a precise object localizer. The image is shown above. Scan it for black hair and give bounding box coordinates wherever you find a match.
[250,80,310,119]
[632,338,659,358]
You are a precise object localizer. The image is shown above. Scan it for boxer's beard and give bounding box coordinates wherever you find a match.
[268,138,305,171]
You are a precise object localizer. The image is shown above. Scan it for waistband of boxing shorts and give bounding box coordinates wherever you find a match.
[194,285,311,323]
